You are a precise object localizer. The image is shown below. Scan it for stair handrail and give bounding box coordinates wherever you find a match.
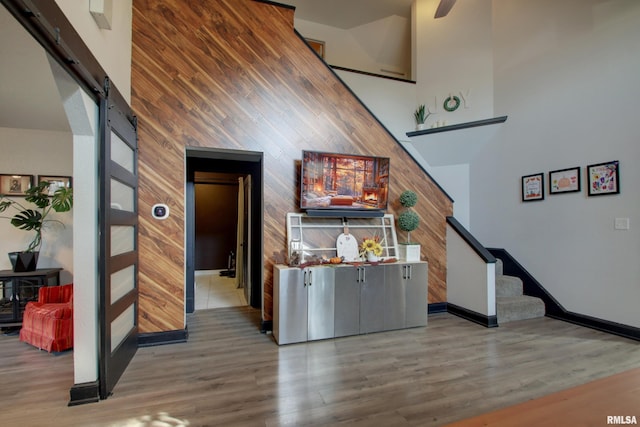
[446,217,496,263]
[446,216,497,327]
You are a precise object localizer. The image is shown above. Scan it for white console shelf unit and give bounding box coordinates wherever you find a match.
[286,213,399,262]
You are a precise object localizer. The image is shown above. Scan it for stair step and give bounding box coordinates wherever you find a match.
[496,275,523,297]
[497,295,545,323]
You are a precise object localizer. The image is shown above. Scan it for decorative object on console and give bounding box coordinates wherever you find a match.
[0,180,73,272]
[397,190,421,261]
[587,160,619,196]
[336,221,359,262]
[289,239,301,266]
[365,251,379,263]
[360,235,383,262]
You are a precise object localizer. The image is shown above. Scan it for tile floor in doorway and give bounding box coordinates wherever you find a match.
[194,270,247,310]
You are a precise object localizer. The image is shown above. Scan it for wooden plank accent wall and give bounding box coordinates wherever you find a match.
[131,0,453,333]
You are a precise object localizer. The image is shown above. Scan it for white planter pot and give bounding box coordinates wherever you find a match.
[366,251,379,263]
[398,244,420,262]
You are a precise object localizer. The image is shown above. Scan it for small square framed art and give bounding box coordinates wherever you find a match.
[549,167,581,194]
[38,175,73,196]
[522,173,544,202]
[587,160,619,196]
[0,174,33,196]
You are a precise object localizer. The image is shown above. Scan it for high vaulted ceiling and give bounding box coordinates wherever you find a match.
[282,0,413,29]
[0,5,70,132]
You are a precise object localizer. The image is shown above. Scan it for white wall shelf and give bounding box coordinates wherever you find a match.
[404,116,508,167]
[406,116,508,137]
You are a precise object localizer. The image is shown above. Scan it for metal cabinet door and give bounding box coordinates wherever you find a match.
[359,265,385,334]
[405,262,428,327]
[334,266,360,337]
[307,266,335,341]
[274,266,307,344]
[384,264,406,331]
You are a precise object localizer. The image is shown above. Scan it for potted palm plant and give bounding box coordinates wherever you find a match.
[397,190,421,261]
[0,180,73,272]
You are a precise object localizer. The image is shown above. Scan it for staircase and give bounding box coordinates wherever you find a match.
[495,259,545,323]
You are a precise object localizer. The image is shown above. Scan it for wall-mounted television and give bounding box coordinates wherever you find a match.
[300,150,390,216]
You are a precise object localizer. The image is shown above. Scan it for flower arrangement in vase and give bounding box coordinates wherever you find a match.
[360,235,383,262]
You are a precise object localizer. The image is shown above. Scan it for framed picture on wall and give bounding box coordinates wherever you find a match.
[587,160,619,196]
[0,174,33,196]
[305,38,325,59]
[549,167,581,194]
[38,175,72,196]
[521,173,544,202]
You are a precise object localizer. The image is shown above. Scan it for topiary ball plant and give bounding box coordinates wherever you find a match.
[399,190,417,208]
[397,190,420,243]
[398,210,419,243]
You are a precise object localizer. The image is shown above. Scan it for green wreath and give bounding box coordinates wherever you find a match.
[443,95,460,112]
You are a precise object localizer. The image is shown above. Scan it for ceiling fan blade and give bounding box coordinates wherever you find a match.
[434,0,457,19]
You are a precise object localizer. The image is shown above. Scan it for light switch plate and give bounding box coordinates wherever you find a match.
[614,218,630,230]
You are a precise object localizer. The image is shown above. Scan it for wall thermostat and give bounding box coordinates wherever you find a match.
[152,204,169,220]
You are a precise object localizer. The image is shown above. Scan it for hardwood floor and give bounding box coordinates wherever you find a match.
[1,310,639,426]
[445,367,640,426]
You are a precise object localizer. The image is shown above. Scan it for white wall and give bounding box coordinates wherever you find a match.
[414,0,494,127]
[471,0,640,328]
[55,0,133,102]
[406,0,496,229]
[0,127,73,282]
[336,70,416,140]
[295,15,411,79]
[432,164,470,227]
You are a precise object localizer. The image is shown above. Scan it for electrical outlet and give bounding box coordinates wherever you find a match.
[614,218,630,230]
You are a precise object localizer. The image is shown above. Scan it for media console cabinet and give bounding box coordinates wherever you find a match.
[0,268,62,327]
[273,261,428,345]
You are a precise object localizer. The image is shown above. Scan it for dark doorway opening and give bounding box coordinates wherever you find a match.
[194,174,241,271]
[186,149,263,314]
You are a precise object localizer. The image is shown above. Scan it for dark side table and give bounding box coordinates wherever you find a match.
[0,268,63,327]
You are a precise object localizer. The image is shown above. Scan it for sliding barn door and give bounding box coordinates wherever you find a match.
[98,79,139,399]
